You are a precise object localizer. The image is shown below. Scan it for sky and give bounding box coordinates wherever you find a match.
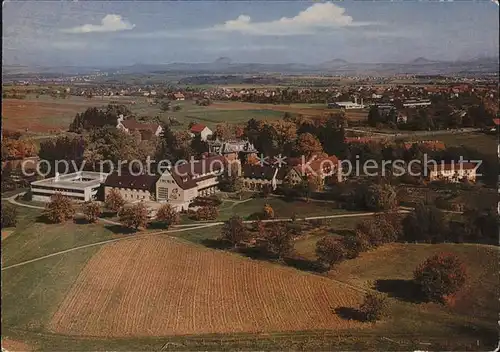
[2,1,499,67]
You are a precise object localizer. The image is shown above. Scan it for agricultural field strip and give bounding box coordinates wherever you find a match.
[48,237,366,336]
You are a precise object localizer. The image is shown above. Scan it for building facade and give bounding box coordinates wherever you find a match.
[31,171,109,202]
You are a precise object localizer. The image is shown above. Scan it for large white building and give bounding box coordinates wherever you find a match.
[30,171,109,202]
[328,96,365,109]
[402,99,431,108]
[104,155,226,211]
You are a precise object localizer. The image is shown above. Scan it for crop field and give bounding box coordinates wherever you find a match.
[49,236,365,337]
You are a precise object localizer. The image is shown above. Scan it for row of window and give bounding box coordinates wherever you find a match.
[32,191,84,200]
[31,185,85,194]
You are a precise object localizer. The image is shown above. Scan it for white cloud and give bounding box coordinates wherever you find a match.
[62,14,135,33]
[207,2,375,36]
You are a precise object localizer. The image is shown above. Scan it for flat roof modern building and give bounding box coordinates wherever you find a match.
[30,171,109,202]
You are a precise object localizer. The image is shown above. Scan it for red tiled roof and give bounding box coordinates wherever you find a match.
[492,118,500,126]
[170,155,226,190]
[104,172,159,191]
[190,124,207,133]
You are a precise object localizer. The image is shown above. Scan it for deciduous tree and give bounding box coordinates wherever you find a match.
[221,216,248,247]
[1,204,18,228]
[315,236,346,269]
[294,133,323,158]
[263,223,293,260]
[44,193,75,223]
[359,292,388,322]
[105,189,125,213]
[414,253,467,303]
[83,201,101,223]
[155,203,180,228]
[119,203,149,230]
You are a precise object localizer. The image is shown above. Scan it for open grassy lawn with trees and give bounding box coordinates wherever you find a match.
[1,206,116,267]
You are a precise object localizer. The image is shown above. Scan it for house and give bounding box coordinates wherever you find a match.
[104,155,226,211]
[286,155,341,184]
[427,162,477,183]
[116,115,163,139]
[208,139,257,161]
[190,124,213,141]
[173,92,185,101]
[241,164,288,191]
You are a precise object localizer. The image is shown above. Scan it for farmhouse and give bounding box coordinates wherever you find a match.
[427,162,477,183]
[190,124,213,141]
[104,155,226,210]
[30,171,109,202]
[116,115,163,138]
[173,92,185,101]
[241,164,288,191]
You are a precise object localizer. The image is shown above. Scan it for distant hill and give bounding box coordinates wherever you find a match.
[3,56,499,77]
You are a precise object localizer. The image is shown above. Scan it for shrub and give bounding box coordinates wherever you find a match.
[105,189,125,213]
[221,216,249,247]
[119,203,149,230]
[359,292,388,322]
[44,193,75,223]
[195,206,219,221]
[413,253,467,303]
[82,201,101,223]
[155,203,180,228]
[262,223,293,261]
[315,236,346,268]
[262,204,274,219]
[1,204,18,228]
[363,184,398,211]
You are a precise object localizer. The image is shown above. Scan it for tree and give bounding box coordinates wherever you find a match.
[1,204,18,228]
[119,203,149,230]
[294,133,323,158]
[221,216,248,247]
[263,203,274,219]
[402,203,449,243]
[105,189,125,213]
[219,162,243,192]
[263,223,293,260]
[195,206,219,220]
[44,193,75,223]
[315,236,346,269]
[359,292,388,322]
[341,233,369,259]
[367,106,382,127]
[214,123,233,141]
[363,184,398,211]
[414,253,467,303]
[155,203,180,228]
[160,101,171,112]
[269,120,297,154]
[83,201,101,223]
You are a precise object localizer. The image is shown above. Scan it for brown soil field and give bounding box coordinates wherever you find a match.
[1,338,33,351]
[49,237,365,337]
[1,99,103,133]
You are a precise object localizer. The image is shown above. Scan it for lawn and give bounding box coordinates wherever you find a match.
[1,206,117,267]
[413,132,497,156]
[226,197,348,220]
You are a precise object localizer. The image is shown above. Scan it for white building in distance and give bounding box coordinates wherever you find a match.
[30,171,109,202]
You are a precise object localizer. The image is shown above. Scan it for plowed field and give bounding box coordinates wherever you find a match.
[49,237,365,337]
